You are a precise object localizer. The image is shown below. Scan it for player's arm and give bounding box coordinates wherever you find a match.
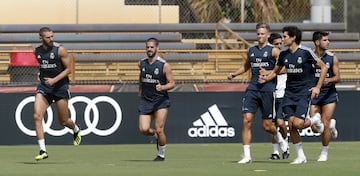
[324,54,341,85]
[156,62,175,91]
[272,47,287,75]
[258,65,281,84]
[44,45,71,86]
[312,59,328,99]
[227,55,251,80]
[138,61,142,97]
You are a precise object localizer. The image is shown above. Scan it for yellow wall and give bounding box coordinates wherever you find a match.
[0,0,179,24]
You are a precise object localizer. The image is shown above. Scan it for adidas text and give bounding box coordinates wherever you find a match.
[188,126,235,138]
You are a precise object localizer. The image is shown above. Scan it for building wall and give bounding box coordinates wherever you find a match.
[0,0,179,24]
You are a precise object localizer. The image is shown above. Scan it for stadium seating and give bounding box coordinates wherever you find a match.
[0,23,358,84]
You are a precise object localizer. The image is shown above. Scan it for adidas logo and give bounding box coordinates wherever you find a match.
[188,104,235,138]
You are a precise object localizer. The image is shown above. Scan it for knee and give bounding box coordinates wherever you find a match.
[33,113,42,122]
[154,126,164,135]
[139,126,149,134]
[242,117,252,128]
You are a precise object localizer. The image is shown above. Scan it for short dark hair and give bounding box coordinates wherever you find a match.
[312,31,329,43]
[39,27,52,37]
[256,22,270,31]
[268,33,282,44]
[146,37,159,46]
[282,26,302,45]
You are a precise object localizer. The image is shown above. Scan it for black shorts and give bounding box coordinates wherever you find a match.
[273,97,286,122]
[282,95,311,120]
[138,98,170,115]
[36,83,70,105]
[311,89,338,106]
[242,90,274,120]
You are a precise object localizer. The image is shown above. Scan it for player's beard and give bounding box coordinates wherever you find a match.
[44,41,54,48]
[147,50,157,58]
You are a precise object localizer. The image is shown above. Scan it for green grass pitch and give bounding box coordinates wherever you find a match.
[0,142,358,176]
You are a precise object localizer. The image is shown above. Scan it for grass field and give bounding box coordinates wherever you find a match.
[0,142,358,176]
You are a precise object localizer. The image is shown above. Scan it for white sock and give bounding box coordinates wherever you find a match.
[154,132,158,139]
[329,120,335,129]
[321,146,329,156]
[273,143,279,154]
[277,132,283,142]
[294,142,305,158]
[73,124,80,133]
[310,113,321,125]
[38,139,46,152]
[243,145,251,159]
[158,145,166,158]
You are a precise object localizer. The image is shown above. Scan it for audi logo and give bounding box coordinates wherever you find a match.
[15,96,122,137]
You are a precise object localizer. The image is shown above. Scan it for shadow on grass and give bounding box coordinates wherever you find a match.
[124,159,160,162]
[18,161,74,165]
[228,160,290,164]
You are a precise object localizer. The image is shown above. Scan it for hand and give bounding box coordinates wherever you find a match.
[44,77,55,87]
[227,73,235,80]
[258,68,268,84]
[259,67,270,76]
[310,87,320,99]
[323,78,330,85]
[156,80,163,91]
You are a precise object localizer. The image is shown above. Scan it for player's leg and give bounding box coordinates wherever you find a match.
[55,98,81,146]
[138,99,156,136]
[34,93,49,160]
[317,102,336,161]
[262,118,287,152]
[264,119,280,160]
[238,91,257,164]
[277,118,290,159]
[238,112,254,164]
[269,98,282,160]
[269,126,280,160]
[285,103,308,164]
[153,108,168,161]
[261,92,288,154]
[288,116,307,164]
[295,99,324,132]
[139,114,155,136]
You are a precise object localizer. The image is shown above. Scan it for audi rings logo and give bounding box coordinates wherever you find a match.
[15,96,122,137]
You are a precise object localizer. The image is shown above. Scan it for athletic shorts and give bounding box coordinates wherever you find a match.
[282,95,311,120]
[242,90,274,120]
[273,97,286,122]
[138,97,170,115]
[36,83,70,105]
[311,89,338,106]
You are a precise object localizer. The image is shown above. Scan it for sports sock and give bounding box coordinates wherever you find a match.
[272,143,279,154]
[294,142,305,158]
[158,145,166,158]
[310,113,321,125]
[329,121,335,130]
[154,132,158,139]
[73,124,80,133]
[276,132,284,143]
[38,139,46,152]
[321,146,329,156]
[243,145,251,159]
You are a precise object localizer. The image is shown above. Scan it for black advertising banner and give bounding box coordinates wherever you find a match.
[0,91,359,145]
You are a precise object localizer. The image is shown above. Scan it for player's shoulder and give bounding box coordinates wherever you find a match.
[325,50,334,56]
[299,45,313,52]
[157,57,167,63]
[53,42,61,47]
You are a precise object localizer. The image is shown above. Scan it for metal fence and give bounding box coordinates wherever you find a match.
[0,0,352,87]
[126,0,345,23]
